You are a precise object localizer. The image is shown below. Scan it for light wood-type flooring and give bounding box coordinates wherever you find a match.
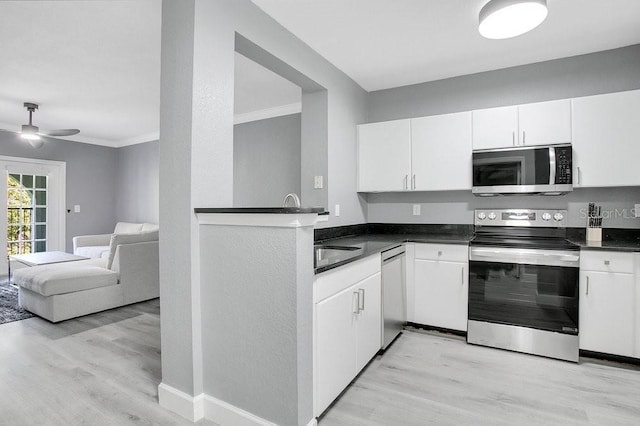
[0,299,216,426]
[3,301,640,426]
[319,328,640,426]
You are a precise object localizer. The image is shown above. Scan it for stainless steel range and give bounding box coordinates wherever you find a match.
[467,209,580,362]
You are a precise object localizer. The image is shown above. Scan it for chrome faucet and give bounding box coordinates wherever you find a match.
[283,193,301,208]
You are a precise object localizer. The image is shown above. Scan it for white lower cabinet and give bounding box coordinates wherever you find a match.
[313,254,381,417]
[579,250,636,358]
[412,244,468,332]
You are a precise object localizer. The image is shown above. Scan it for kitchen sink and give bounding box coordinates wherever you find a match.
[314,245,362,264]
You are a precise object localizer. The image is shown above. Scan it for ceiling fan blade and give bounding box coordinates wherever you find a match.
[39,128,80,137]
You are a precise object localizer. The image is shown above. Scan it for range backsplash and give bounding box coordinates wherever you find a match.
[365,187,640,229]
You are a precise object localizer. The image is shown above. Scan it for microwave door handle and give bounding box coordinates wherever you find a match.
[549,147,556,185]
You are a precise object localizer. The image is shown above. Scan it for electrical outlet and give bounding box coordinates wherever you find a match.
[74,205,81,213]
[314,175,324,189]
[413,204,421,216]
[335,204,340,217]
[635,204,640,218]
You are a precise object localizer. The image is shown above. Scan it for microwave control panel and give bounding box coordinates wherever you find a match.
[555,146,572,184]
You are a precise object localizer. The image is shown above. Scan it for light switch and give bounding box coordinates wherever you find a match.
[413,204,421,216]
[74,205,81,213]
[314,175,324,189]
[335,204,340,217]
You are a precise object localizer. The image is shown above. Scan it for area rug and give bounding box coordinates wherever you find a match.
[0,281,34,324]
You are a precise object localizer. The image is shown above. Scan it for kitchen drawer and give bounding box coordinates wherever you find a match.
[414,243,468,262]
[314,253,381,303]
[580,250,634,274]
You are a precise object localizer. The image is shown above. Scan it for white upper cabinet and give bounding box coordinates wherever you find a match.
[472,105,518,150]
[518,99,572,146]
[358,113,472,192]
[357,119,411,191]
[572,89,640,187]
[472,99,571,150]
[411,112,472,191]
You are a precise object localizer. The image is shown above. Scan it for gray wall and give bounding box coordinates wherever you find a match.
[0,131,118,252]
[366,44,640,227]
[199,223,314,426]
[116,140,159,223]
[160,0,368,412]
[367,188,640,229]
[368,44,640,122]
[233,114,301,207]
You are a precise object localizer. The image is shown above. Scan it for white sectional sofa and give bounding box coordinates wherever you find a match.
[15,223,159,323]
[73,222,159,259]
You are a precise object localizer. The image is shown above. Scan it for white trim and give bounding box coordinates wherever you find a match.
[158,384,313,426]
[202,394,277,426]
[113,131,160,147]
[234,102,302,125]
[0,156,66,275]
[157,383,204,422]
[0,126,158,148]
[196,212,322,228]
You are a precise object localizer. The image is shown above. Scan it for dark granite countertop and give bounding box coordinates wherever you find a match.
[314,233,472,274]
[569,239,640,252]
[567,228,640,252]
[195,207,327,214]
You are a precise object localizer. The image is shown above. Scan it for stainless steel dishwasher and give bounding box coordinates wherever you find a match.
[381,245,406,350]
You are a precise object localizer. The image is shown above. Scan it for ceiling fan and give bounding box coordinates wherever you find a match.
[1,102,80,148]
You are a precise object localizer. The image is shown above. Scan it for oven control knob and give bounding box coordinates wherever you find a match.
[553,212,564,222]
[542,212,551,221]
[488,212,497,220]
[477,212,486,220]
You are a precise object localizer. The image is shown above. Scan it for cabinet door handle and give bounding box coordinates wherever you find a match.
[461,267,465,285]
[522,131,526,145]
[353,291,360,313]
[412,174,416,190]
[577,167,581,185]
[404,174,408,190]
[586,275,589,295]
[358,288,365,311]
[512,131,515,146]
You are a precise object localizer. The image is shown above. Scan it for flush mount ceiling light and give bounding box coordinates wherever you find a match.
[479,0,548,39]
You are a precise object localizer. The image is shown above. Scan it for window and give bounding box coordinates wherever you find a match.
[7,173,48,255]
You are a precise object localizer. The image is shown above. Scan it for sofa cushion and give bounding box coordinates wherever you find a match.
[141,223,159,232]
[14,260,118,297]
[114,222,144,234]
[75,245,110,259]
[106,230,159,270]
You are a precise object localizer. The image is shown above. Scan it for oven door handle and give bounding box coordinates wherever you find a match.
[469,247,580,267]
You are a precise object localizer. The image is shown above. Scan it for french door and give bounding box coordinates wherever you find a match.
[0,156,66,277]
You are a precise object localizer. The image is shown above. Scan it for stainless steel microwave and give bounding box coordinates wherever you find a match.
[472,144,573,196]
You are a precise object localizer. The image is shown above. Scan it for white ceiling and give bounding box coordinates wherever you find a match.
[1,1,639,147]
[252,0,640,91]
[234,52,301,123]
[0,0,161,148]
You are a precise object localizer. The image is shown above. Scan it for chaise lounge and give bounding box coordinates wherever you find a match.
[14,223,159,323]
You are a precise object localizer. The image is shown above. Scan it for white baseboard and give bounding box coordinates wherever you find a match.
[202,394,277,426]
[158,382,204,422]
[159,383,317,425]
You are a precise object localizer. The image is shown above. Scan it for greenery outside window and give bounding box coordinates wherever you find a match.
[7,173,47,256]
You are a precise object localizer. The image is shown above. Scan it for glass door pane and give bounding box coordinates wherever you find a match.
[6,173,47,256]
